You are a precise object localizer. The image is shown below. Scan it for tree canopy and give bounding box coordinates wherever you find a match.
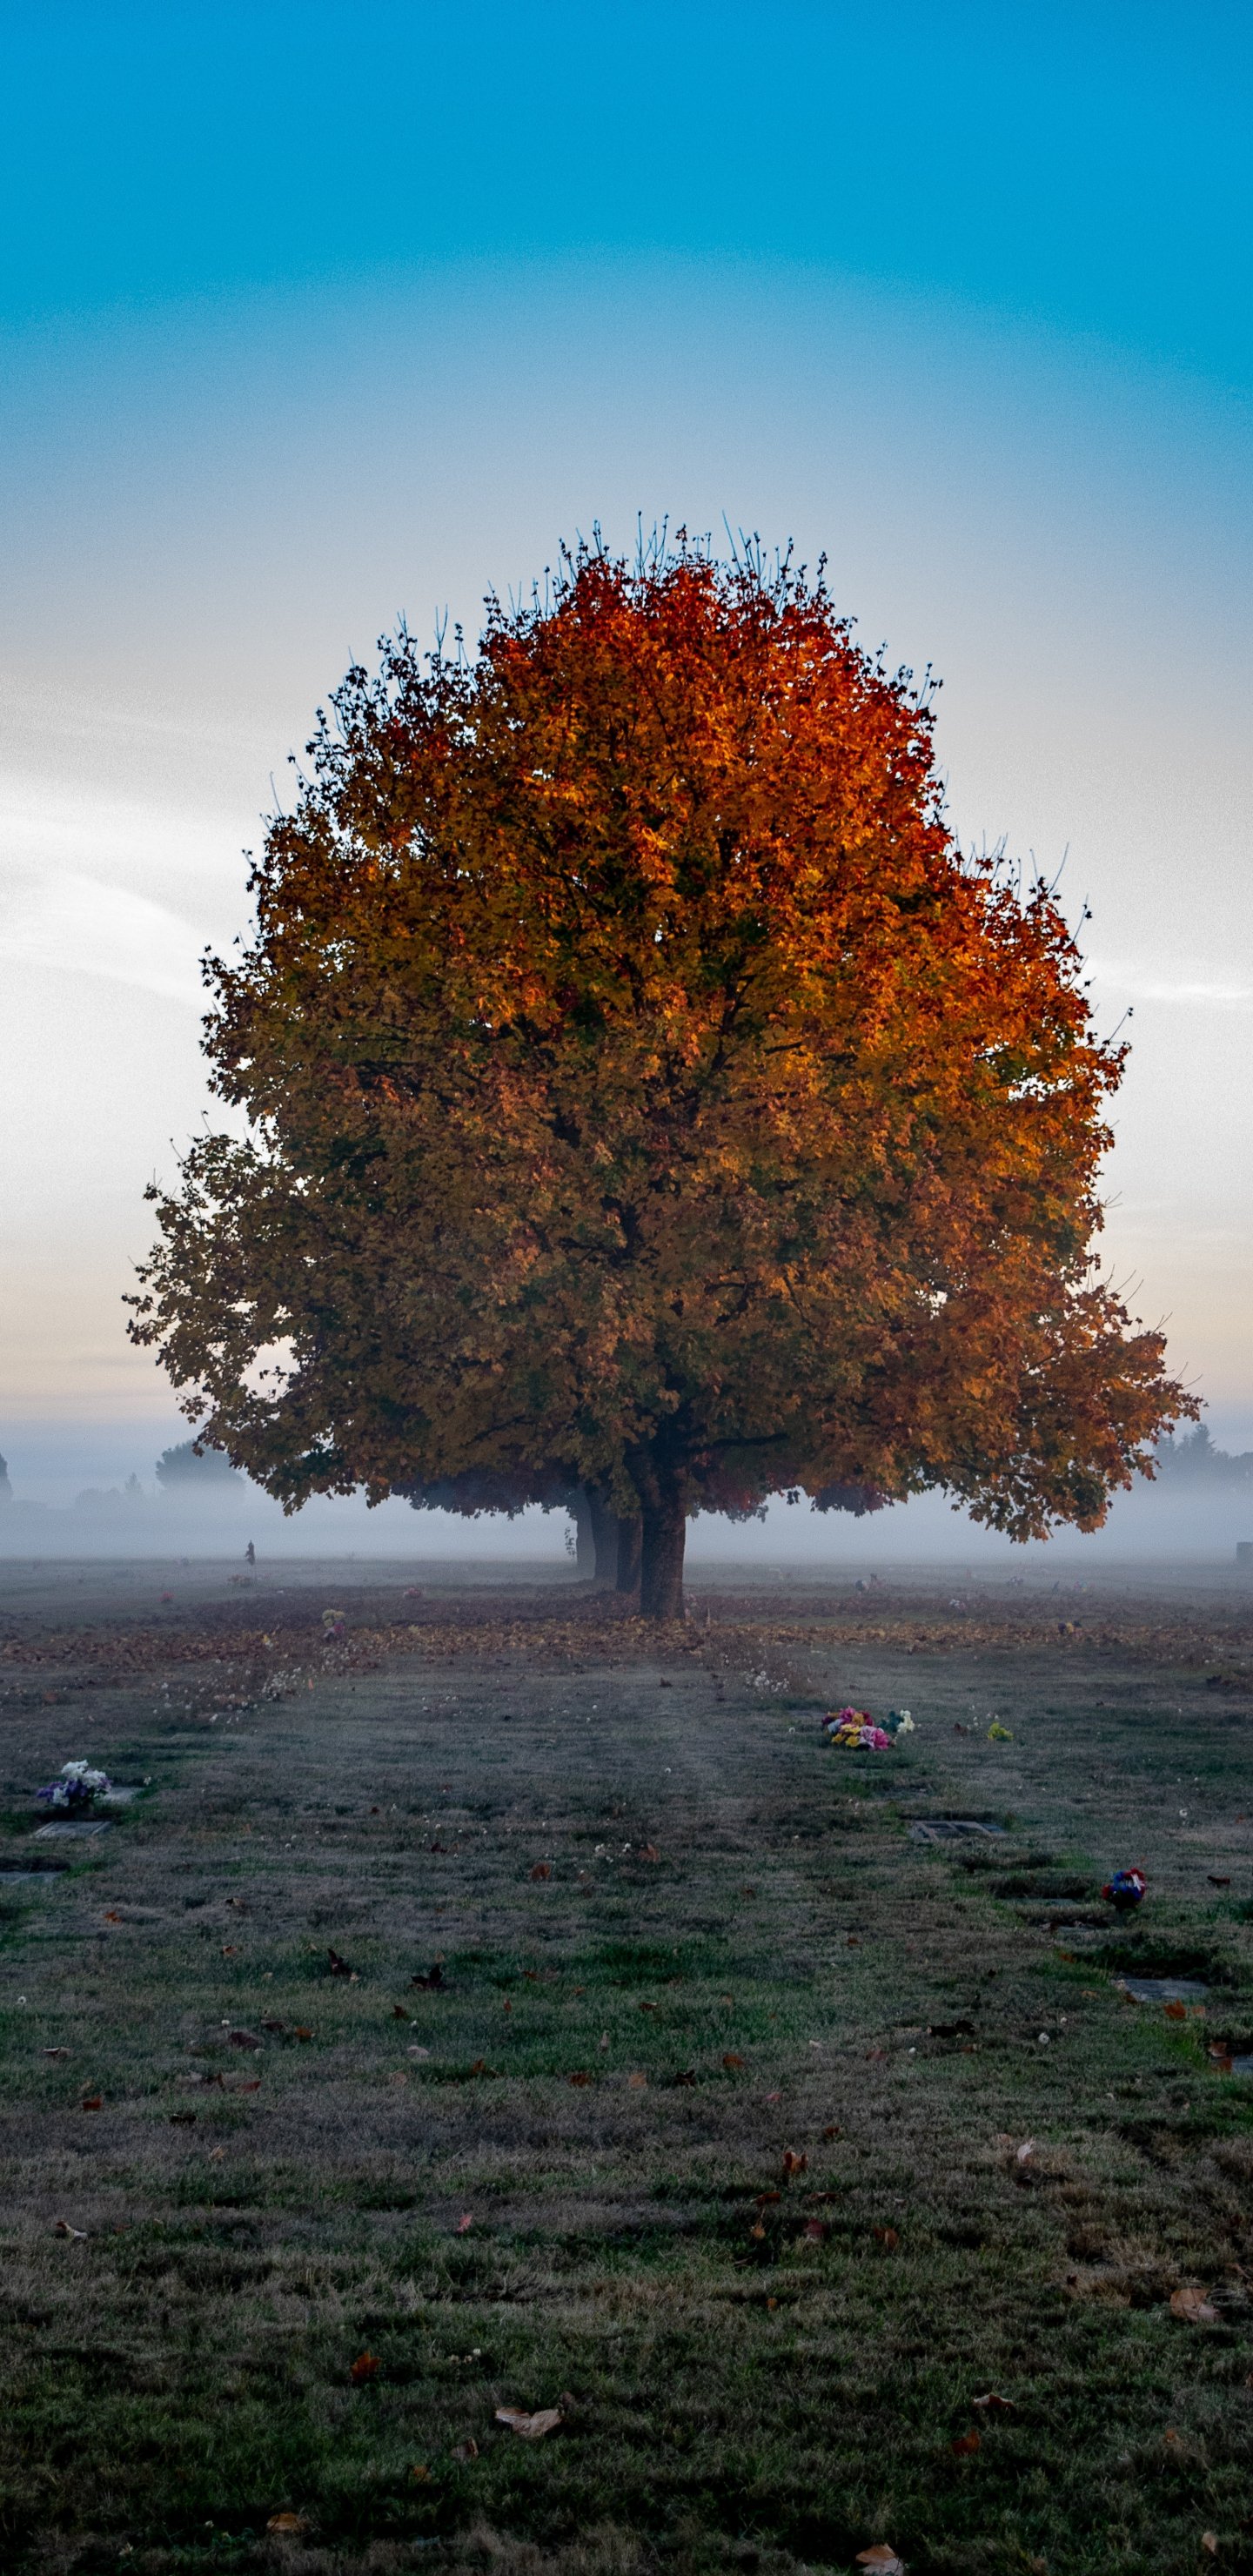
[129,536,1190,1613]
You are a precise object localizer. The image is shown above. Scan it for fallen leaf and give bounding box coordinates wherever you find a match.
[220,1943,239,1957]
[495,2405,563,2439]
[874,2226,900,2251]
[392,2003,410,2020]
[848,1935,861,1947]
[103,1909,123,1925]
[1209,1876,1231,1888]
[855,2550,905,2573]
[755,2190,781,2207]
[638,1998,659,2012]
[673,2068,696,2086]
[781,2149,807,2179]
[802,2217,828,2242]
[723,2051,746,2070]
[1202,2534,1219,2558]
[1170,2285,1217,2324]
[80,2095,103,2111]
[169,2110,198,2126]
[350,2351,379,2384]
[327,1949,354,1977]
[456,2213,473,2233]
[530,1862,552,1882]
[627,2071,648,2089]
[266,2512,311,2535]
[52,2219,86,2239]
[43,2047,70,2059]
[411,1962,444,1990]
[451,2437,479,2462]
[972,2392,1015,2412]
[823,2123,842,2139]
[750,2222,766,2239]
[408,2044,431,2060]
[294,2026,313,2042]
[409,2465,430,2483]
[209,2145,225,2161]
[1164,2000,1188,2021]
[1015,2139,1036,2163]
[950,2430,981,2456]
[568,2070,592,2087]
[639,1842,660,1862]
[228,2028,262,2050]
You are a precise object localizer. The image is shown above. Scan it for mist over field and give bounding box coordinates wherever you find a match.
[2,1418,1250,1568]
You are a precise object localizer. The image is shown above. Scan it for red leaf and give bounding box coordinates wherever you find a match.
[350,2351,379,2384]
[951,2430,981,2457]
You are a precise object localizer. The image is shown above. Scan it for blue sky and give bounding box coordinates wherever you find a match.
[1,2,1250,1493]
[3,3,1250,390]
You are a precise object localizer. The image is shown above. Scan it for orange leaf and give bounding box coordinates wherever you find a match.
[950,2430,981,2456]
[781,2149,807,2179]
[627,2071,648,2089]
[722,2052,746,2070]
[266,2512,311,2534]
[350,2351,379,2383]
[1170,2285,1217,2324]
[1164,1999,1187,2021]
[568,2070,592,2087]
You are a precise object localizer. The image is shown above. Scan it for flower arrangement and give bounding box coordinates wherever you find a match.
[822,1707,915,1752]
[36,1760,111,1810]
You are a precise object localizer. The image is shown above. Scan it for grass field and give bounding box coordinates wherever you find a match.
[1,1561,1251,2576]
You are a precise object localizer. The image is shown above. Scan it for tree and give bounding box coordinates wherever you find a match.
[128,536,1191,1615]
[155,1438,244,1489]
[399,1466,636,1586]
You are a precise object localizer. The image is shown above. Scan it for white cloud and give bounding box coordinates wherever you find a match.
[1089,958,1253,1007]
[0,866,206,1006]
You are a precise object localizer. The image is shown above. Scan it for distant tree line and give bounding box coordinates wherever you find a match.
[1154,1426,1253,1487]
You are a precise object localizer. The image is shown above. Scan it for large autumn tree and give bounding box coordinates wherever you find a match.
[129,537,1190,1615]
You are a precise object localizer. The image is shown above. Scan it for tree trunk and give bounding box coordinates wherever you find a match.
[615,1513,642,1593]
[586,1486,621,1586]
[571,1487,595,1576]
[640,1485,686,1620]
